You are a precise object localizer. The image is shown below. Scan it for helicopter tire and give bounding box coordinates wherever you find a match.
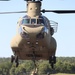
[51,62,54,69]
[49,56,56,64]
[11,55,14,63]
[49,56,52,63]
[15,55,19,67]
[53,56,56,64]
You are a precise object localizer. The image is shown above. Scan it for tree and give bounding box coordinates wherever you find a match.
[38,61,51,74]
[15,64,26,75]
[0,62,12,75]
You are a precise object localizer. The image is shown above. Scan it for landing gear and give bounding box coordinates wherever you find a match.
[51,62,54,69]
[11,55,15,63]
[32,59,38,75]
[32,51,36,68]
[49,56,56,69]
[11,55,19,67]
[16,62,19,67]
[15,55,19,67]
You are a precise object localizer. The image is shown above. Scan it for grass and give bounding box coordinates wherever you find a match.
[51,73,75,75]
[38,73,75,75]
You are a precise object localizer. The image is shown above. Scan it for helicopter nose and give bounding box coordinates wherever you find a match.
[22,25,45,39]
[36,27,48,39]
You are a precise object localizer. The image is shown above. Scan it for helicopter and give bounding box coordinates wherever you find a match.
[10,0,57,68]
[1,0,75,69]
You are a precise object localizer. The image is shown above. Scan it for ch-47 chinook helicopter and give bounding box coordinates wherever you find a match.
[1,0,75,69]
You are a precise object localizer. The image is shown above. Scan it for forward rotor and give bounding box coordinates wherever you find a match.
[41,9,75,14]
[0,0,10,1]
[0,0,75,14]
[0,10,75,14]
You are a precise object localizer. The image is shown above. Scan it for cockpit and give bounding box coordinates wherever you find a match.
[21,18,45,25]
[22,18,30,24]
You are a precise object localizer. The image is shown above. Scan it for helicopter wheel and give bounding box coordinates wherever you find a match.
[53,56,56,64]
[15,62,19,67]
[11,55,19,67]
[51,62,54,69]
[49,56,56,63]
[11,55,15,63]
[15,55,19,67]
[49,56,56,69]
[49,56,52,63]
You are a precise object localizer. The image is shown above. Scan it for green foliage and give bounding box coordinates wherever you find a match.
[38,61,51,74]
[10,67,16,75]
[0,57,75,75]
[0,61,12,75]
[23,60,34,72]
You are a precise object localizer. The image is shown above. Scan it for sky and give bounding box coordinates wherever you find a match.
[0,0,75,57]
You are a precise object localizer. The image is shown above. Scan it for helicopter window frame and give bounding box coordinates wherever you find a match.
[21,18,46,25]
[31,18,36,24]
[22,18,30,25]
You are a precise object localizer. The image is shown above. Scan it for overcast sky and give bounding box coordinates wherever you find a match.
[0,0,75,57]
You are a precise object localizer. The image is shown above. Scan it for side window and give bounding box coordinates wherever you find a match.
[37,19,41,24]
[37,19,44,24]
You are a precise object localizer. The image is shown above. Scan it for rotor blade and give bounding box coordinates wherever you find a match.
[0,0,10,1]
[41,9,75,14]
[0,11,27,14]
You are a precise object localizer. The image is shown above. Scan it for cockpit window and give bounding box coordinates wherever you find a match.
[31,19,36,24]
[37,18,44,24]
[22,19,30,24]
[21,17,45,25]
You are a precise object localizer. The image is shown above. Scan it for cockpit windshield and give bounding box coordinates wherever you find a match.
[22,19,30,24]
[31,19,36,24]
[21,18,45,25]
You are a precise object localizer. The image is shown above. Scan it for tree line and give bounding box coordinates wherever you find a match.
[0,57,75,75]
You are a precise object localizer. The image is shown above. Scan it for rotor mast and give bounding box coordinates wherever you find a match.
[25,0,42,17]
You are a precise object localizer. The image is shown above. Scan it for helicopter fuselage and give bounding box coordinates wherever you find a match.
[10,1,58,68]
[10,15,57,60]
